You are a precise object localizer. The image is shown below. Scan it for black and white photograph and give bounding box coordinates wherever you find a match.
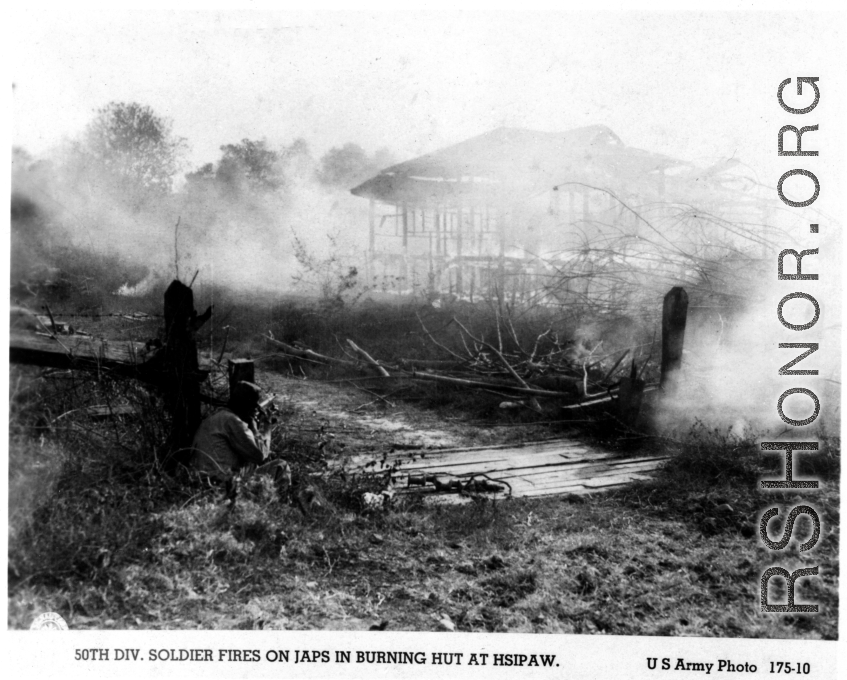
[5,6,843,678]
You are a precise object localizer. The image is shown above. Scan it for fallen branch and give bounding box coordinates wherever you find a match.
[217,326,231,364]
[346,380,397,408]
[397,358,467,370]
[401,368,589,400]
[346,339,390,377]
[264,334,358,369]
[351,381,403,413]
[416,313,466,362]
[601,348,630,383]
[451,316,541,411]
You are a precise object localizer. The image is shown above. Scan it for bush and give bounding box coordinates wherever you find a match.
[660,419,762,486]
[46,246,152,311]
[7,367,180,596]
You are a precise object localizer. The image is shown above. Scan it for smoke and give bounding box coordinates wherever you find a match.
[11,118,839,442]
[10,134,385,304]
[653,213,841,439]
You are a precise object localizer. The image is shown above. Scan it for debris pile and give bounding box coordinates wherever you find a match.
[264,313,655,414]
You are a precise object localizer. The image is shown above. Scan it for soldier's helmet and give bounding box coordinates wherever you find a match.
[229,381,262,412]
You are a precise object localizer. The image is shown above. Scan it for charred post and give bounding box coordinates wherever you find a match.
[617,360,645,426]
[228,358,256,396]
[660,286,688,391]
[161,279,211,468]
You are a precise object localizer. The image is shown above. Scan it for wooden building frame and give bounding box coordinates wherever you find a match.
[351,126,686,300]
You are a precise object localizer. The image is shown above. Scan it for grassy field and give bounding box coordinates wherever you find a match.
[7,352,840,637]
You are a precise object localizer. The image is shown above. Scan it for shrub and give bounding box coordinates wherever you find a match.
[659,419,762,486]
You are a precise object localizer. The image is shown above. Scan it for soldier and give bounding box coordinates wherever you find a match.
[190,381,290,501]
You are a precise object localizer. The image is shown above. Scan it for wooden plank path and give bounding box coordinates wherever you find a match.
[346,438,668,501]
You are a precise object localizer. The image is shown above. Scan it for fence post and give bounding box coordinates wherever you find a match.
[660,286,688,391]
[161,279,210,468]
[228,358,255,396]
[617,360,645,426]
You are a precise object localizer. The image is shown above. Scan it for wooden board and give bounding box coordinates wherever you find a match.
[353,436,668,501]
[374,451,595,475]
[10,331,154,368]
[354,437,592,464]
[9,330,211,380]
[493,458,669,483]
[350,439,605,471]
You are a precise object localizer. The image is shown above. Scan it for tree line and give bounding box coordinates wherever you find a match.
[16,101,394,201]
[11,101,395,305]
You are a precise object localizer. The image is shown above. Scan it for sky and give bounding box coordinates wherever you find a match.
[10,10,845,181]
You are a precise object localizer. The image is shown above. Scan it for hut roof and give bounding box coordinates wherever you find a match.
[351,126,687,206]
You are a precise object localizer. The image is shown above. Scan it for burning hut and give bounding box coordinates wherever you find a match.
[350,125,701,301]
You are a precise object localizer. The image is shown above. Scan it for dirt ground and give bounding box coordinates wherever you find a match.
[259,368,576,452]
[7,342,840,638]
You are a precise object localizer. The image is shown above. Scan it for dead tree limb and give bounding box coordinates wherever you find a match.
[416,313,466,362]
[451,316,542,411]
[41,303,59,335]
[505,315,526,357]
[217,326,231,364]
[347,381,398,409]
[451,317,528,390]
[346,339,390,377]
[397,358,466,370]
[401,369,582,400]
[530,329,551,363]
[264,334,358,369]
[601,349,630,383]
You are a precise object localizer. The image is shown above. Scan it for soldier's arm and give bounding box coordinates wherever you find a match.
[223,415,267,466]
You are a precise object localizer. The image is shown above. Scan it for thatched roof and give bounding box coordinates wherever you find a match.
[351,126,687,207]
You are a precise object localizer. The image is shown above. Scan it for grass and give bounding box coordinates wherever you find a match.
[8,362,840,637]
[6,296,840,638]
[10,479,839,636]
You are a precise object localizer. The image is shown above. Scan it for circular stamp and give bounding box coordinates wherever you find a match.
[29,612,69,630]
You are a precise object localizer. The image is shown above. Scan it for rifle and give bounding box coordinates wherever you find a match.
[258,394,277,412]
[255,394,279,432]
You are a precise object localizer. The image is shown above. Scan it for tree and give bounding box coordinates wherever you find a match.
[280,137,315,180]
[316,143,395,188]
[183,162,216,192]
[317,143,367,187]
[215,139,282,193]
[83,101,187,195]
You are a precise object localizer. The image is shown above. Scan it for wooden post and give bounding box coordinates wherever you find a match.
[498,208,507,295]
[228,358,255,396]
[401,205,409,283]
[617,360,645,426]
[368,199,375,255]
[402,204,408,248]
[455,203,463,295]
[660,286,688,390]
[162,279,211,468]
